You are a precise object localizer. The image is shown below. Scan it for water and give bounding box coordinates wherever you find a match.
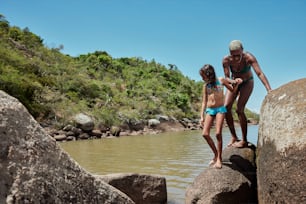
[60,125,258,203]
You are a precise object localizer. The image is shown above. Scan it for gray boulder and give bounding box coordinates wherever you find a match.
[257,78,306,204]
[100,173,167,204]
[0,91,134,204]
[148,119,161,128]
[185,145,257,204]
[73,113,95,132]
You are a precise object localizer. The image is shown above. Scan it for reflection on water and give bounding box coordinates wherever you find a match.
[60,125,258,203]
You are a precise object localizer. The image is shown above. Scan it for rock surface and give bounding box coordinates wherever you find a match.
[73,113,95,132]
[257,78,306,204]
[185,145,257,204]
[0,91,134,204]
[100,173,167,204]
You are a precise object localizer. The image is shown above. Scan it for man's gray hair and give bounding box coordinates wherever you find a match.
[229,40,243,51]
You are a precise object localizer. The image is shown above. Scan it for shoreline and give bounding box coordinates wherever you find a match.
[45,119,258,142]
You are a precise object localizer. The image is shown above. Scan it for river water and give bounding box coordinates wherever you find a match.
[60,125,258,203]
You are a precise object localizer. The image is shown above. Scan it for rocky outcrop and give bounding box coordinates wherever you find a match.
[47,115,199,142]
[100,173,167,204]
[257,78,306,204]
[185,144,257,204]
[0,90,135,203]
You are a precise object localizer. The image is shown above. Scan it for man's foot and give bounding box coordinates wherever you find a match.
[213,160,222,169]
[232,140,248,148]
[227,137,238,147]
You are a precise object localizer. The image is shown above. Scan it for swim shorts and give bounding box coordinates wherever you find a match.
[205,106,227,116]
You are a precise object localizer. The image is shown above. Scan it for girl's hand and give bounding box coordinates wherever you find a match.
[200,118,204,127]
[235,78,243,85]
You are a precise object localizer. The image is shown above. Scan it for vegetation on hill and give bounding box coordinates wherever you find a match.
[0,14,259,129]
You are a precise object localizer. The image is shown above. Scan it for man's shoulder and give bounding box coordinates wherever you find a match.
[244,52,257,64]
[245,51,256,59]
[223,54,231,60]
[222,55,231,65]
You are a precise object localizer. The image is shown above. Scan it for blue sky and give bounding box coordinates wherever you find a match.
[2,0,306,113]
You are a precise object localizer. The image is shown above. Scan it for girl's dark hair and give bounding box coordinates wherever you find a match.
[199,64,216,84]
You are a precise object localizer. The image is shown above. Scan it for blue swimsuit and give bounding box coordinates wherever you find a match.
[206,106,227,116]
[205,80,227,116]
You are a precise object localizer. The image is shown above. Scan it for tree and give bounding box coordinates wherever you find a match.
[0,14,9,35]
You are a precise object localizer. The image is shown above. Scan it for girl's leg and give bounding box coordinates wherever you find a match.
[224,89,238,146]
[213,113,225,169]
[202,114,217,164]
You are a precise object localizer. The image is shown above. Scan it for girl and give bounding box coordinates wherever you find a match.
[199,64,242,169]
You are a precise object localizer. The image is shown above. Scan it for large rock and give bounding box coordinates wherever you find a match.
[100,173,167,204]
[0,91,134,204]
[185,145,257,204]
[73,113,95,132]
[257,78,306,204]
[148,119,161,128]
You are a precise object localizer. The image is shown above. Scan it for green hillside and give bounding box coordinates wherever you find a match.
[0,14,259,129]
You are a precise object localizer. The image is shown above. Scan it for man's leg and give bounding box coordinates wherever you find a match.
[224,89,238,146]
[233,80,254,148]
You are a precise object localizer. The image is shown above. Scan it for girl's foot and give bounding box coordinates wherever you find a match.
[209,158,216,165]
[213,160,222,169]
[209,160,215,165]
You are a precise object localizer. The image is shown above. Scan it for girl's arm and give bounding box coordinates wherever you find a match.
[200,85,207,126]
[219,77,242,92]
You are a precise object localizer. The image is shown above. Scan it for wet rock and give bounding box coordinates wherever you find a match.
[53,134,67,141]
[110,126,121,136]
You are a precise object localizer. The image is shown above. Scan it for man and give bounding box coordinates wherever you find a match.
[222,40,272,147]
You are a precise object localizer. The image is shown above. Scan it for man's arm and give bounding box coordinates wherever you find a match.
[222,56,231,79]
[247,53,272,92]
